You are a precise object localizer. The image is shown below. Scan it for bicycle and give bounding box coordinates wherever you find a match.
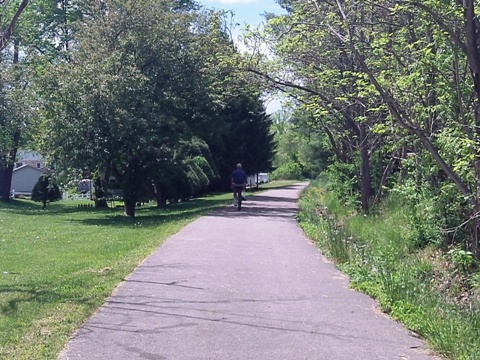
[232,184,244,211]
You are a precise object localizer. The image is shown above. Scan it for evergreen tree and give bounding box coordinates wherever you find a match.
[31,174,62,209]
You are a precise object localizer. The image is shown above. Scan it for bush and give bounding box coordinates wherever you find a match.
[270,161,303,180]
[391,180,446,250]
[31,174,62,209]
[324,161,358,207]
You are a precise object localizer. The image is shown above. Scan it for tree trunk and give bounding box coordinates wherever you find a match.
[121,174,139,217]
[124,197,136,217]
[0,162,5,201]
[0,0,29,51]
[359,123,370,212]
[153,180,166,208]
[1,130,20,201]
[2,162,15,201]
[471,158,480,257]
[464,0,480,256]
[0,40,20,202]
[94,176,108,208]
[372,155,396,206]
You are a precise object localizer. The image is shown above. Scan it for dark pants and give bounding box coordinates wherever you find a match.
[232,184,244,201]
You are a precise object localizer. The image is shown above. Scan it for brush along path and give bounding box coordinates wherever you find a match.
[59,183,438,360]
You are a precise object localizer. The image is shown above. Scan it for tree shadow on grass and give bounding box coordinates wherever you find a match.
[0,195,230,218]
[0,284,94,317]
[66,198,230,228]
[69,188,305,227]
[0,182,307,218]
[0,199,115,216]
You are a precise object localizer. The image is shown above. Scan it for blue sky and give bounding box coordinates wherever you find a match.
[197,0,287,114]
[198,0,286,27]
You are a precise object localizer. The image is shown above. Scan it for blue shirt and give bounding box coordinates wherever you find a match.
[231,169,247,185]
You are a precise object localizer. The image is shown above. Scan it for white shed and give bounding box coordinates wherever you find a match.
[247,173,270,187]
[11,165,47,196]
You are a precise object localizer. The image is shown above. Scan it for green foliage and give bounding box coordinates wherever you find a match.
[212,94,274,190]
[297,179,351,263]
[270,161,303,180]
[33,0,267,215]
[324,161,358,207]
[257,0,480,253]
[446,246,476,273]
[31,174,62,208]
[270,109,332,180]
[298,180,480,360]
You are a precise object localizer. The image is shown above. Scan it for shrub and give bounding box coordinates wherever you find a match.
[270,161,303,180]
[31,174,62,209]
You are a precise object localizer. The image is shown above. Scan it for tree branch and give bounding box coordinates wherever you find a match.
[0,0,29,51]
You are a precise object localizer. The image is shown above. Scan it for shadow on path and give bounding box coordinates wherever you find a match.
[212,191,302,220]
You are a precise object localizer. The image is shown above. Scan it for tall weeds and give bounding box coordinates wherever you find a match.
[298,179,480,360]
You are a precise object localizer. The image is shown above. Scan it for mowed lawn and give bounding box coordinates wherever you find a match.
[0,194,233,359]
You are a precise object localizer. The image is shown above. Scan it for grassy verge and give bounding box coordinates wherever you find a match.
[297,179,480,360]
[0,181,294,359]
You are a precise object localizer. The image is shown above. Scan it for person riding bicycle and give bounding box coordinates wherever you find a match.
[231,163,247,206]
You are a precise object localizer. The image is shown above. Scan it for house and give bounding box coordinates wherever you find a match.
[14,150,48,170]
[247,173,270,187]
[10,150,52,197]
[11,164,48,197]
[258,173,269,183]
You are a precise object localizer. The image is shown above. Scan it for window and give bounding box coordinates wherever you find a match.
[36,162,41,169]
[15,162,22,168]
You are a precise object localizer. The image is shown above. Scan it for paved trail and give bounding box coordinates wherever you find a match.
[59,183,438,360]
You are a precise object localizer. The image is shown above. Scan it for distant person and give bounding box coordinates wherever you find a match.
[231,163,247,206]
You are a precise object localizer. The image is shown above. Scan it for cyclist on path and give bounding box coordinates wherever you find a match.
[231,163,247,206]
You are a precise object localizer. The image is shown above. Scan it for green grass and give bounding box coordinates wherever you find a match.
[0,181,294,359]
[297,179,480,360]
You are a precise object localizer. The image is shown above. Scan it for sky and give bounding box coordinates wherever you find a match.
[197,0,287,113]
[198,0,286,27]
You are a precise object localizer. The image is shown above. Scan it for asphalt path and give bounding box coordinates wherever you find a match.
[59,183,439,360]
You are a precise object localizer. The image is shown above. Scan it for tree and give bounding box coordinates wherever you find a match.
[152,137,218,206]
[35,0,248,217]
[210,93,274,190]
[271,109,332,180]
[0,0,29,51]
[257,0,480,255]
[0,0,30,202]
[0,63,35,201]
[0,0,92,203]
[31,173,62,209]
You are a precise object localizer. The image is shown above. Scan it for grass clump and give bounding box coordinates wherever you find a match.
[297,179,480,360]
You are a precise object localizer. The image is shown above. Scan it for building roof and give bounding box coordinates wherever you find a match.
[13,164,47,173]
